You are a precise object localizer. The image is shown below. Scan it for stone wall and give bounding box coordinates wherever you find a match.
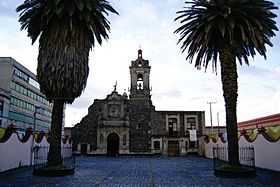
[151,110,166,136]
[128,99,152,152]
[71,100,104,151]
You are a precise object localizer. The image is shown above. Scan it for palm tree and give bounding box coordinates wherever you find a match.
[174,0,277,166]
[16,0,118,166]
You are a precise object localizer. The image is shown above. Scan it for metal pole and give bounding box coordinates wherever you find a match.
[31,106,40,166]
[210,103,213,134]
[30,109,37,166]
[217,112,220,133]
[217,110,224,133]
[33,110,37,133]
[207,101,216,134]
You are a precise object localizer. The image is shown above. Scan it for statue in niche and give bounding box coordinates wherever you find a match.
[108,105,120,118]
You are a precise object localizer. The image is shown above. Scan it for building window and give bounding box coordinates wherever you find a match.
[10,96,51,117]
[123,134,127,145]
[8,111,33,125]
[168,118,178,136]
[13,67,29,82]
[8,111,51,129]
[186,117,196,131]
[100,133,103,143]
[136,123,141,129]
[11,81,52,107]
[0,100,3,116]
[154,141,160,150]
[15,84,20,92]
[10,82,16,90]
[29,77,40,89]
[90,144,94,151]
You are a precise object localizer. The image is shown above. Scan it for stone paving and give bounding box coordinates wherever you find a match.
[0,155,280,186]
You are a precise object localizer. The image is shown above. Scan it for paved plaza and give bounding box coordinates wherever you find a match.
[0,155,280,186]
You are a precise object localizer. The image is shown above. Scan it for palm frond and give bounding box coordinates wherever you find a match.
[16,0,118,102]
[174,0,278,72]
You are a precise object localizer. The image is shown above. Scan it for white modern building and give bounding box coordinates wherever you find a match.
[0,57,62,132]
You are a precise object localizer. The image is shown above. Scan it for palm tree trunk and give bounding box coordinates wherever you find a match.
[47,99,64,166]
[219,44,240,166]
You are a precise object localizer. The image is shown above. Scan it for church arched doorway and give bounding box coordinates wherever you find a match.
[107,133,119,156]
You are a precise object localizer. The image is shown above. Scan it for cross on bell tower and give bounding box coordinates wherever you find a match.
[129,49,151,100]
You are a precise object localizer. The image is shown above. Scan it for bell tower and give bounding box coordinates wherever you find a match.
[129,49,151,100]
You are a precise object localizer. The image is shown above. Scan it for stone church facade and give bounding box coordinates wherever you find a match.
[71,49,205,156]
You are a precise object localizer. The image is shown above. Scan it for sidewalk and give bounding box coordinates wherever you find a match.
[0,155,279,186]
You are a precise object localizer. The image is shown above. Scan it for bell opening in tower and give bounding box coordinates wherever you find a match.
[137,74,143,90]
[138,49,142,58]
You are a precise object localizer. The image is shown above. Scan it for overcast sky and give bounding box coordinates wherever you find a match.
[1,0,280,128]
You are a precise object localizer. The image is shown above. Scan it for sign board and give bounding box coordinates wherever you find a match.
[189,130,197,141]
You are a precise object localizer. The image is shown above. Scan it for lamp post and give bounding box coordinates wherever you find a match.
[30,106,41,166]
[207,101,216,134]
[33,107,38,133]
[217,110,224,133]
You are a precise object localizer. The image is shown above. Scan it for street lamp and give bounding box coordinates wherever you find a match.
[33,105,42,132]
[30,105,41,166]
[207,101,216,134]
[217,110,224,133]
